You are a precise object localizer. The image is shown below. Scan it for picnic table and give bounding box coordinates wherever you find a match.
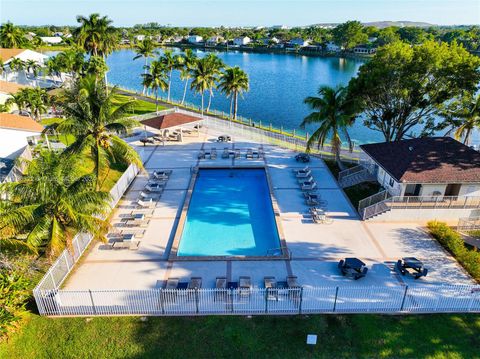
[339,258,368,280]
[396,257,428,279]
[295,153,310,163]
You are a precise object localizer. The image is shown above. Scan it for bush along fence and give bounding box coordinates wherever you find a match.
[119,86,365,163]
[33,164,139,294]
[34,284,480,316]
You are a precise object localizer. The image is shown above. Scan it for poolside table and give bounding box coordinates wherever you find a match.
[295,153,310,163]
[339,258,368,279]
[397,257,428,279]
[227,282,238,290]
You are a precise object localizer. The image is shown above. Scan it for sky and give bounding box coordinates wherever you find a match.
[1,0,479,27]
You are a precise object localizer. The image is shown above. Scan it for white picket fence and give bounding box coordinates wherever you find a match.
[33,164,139,293]
[34,285,480,316]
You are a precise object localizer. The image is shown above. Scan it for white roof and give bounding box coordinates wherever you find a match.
[40,37,63,44]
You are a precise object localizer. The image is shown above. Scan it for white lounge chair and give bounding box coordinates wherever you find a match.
[293,166,310,174]
[296,170,312,178]
[298,175,315,184]
[145,183,164,192]
[140,191,161,200]
[137,199,156,208]
[301,182,317,191]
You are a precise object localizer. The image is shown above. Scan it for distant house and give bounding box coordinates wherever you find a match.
[0,80,30,106]
[271,25,289,30]
[261,37,279,45]
[289,38,310,47]
[39,37,62,45]
[325,42,342,52]
[354,137,480,221]
[0,48,49,86]
[134,34,146,42]
[353,45,376,55]
[188,35,203,44]
[206,36,224,46]
[233,36,251,46]
[53,32,63,37]
[0,113,43,158]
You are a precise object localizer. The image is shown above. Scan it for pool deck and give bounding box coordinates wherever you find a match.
[62,126,474,291]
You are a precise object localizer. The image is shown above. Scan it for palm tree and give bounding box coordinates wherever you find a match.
[5,87,49,121]
[300,85,356,169]
[160,50,183,102]
[190,57,216,116]
[85,55,109,84]
[24,59,41,87]
[9,58,24,81]
[218,66,249,120]
[441,93,480,145]
[56,76,143,189]
[0,22,26,48]
[133,38,158,95]
[0,151,111,260]
[0,59,5,80]
[56,48,85,79]
[204,53,224,112]
[46,57,62,85]
[142,60,168,112]
[179,49,197,104]
[74,13,118,89]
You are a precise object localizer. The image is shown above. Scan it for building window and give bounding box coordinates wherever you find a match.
[389,178,395,187]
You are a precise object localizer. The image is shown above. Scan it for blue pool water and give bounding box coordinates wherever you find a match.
[177,168,281,257]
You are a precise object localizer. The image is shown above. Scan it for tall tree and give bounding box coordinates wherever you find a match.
[160,50,183,101]
[0,22,26,48]
[56,76,143,189]
[179,49,197,104]
[74,13,118,88]
[332,21,368,50]
[300,86,356,168]
[435,92,480,145]
[0,152,111,260]
[218,66,249,120]
[142,60,168,112]
[347,40,480,142]
[24,59,41,87]
[133,38,158,95]
[190,56,217,116]
[204,53,224,111]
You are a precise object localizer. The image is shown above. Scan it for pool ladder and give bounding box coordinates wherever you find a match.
[267,247,292,259]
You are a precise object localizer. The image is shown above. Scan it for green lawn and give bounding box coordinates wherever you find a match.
[1,313,479,358]
[40,117,76,145]
[114,94,166,115]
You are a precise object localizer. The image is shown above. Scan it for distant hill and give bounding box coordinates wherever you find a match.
[310,21,434,29]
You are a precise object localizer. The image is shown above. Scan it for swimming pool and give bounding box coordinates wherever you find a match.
[176,168,282,257]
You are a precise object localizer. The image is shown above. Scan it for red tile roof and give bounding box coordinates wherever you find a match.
[360,137,480,183]
[0,80,30,94]
[0,48,25,62]
[140,112,201,130]
[0,113,44,132]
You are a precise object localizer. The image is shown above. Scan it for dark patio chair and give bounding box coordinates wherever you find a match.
[414,268,428,279]
[353,267,368,280]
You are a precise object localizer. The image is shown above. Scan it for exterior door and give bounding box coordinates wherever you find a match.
[445,184,461,197]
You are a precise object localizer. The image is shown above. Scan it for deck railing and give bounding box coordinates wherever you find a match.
[362,195,480,220]
[457,217,480,232]
[34,284,480,316]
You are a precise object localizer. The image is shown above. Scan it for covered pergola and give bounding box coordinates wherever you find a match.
[140,111,203,143]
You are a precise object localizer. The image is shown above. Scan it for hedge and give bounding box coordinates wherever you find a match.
[427,221,480,282]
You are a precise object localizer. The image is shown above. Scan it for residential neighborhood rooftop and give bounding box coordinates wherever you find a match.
[0,80,30,94]
[0,113,44,132]
[360,137,480,183]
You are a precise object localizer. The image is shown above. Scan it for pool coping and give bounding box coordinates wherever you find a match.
[168,165,289,261]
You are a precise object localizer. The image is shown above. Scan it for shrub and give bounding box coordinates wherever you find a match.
[427,221,480,282]
[0,268,32,339]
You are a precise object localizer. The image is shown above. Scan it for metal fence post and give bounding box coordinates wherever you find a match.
[50,271,56,289]
[333,287,339,312]
[159,288,165,314]
[88,289,97,315]
[195,288,199,314]
[400,285,409,311]
[265,288,269,313]
[64,251,70,272]
[299,287,304,315]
